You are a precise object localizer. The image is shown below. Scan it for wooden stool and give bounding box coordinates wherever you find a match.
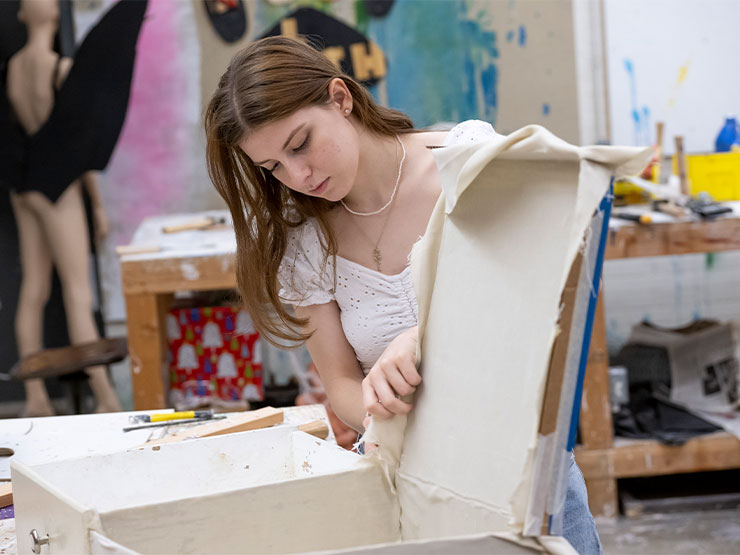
[10,338,128,413]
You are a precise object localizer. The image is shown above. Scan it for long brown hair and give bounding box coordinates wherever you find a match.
[205,36,413,346]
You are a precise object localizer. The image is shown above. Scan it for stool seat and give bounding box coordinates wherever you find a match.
[11,338,128,381]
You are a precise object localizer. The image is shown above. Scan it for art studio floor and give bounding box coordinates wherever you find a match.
[597,509,740,554]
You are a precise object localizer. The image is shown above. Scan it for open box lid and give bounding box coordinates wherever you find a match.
[363,124,649,540]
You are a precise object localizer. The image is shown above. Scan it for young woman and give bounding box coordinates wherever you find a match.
[205,36,601,552]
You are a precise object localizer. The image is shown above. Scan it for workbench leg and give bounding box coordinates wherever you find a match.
[584,477,618,519]
[578,294,618,517]
[124,292,173,410]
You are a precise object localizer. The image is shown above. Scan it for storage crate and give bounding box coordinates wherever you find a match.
[672,150,740,201]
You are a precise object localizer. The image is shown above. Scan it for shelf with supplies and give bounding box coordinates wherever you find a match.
[575,205,740,517]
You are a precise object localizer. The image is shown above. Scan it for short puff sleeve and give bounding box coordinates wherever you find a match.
[278,220,336,307]
[444,120,498,146]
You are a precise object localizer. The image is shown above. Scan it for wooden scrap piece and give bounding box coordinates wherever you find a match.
[143,407,284,447]
[0,483,12,508]
[297,420,329,440]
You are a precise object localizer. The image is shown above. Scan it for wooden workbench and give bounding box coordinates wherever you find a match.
[120,211,237,410]
[575,207,740,517]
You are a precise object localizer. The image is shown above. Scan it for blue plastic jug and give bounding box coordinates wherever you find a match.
[715,117,740,152]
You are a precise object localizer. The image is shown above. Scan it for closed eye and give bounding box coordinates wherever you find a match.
[292,133,310,153]
[265,132,310,173]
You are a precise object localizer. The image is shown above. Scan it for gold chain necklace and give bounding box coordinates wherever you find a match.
[348,139,403,272]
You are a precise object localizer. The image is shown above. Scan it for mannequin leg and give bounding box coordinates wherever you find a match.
[22,184,121,413]
[10,192,56,417]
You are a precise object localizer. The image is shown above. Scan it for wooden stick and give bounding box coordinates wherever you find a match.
[162,217,218,234]
[674,135,690,196]
[116,244,162,256]
[655,121,664,153]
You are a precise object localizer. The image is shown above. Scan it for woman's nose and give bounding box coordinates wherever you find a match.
[287,161,312,190]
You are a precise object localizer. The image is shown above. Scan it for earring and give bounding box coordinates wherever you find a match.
[345,109,350,115]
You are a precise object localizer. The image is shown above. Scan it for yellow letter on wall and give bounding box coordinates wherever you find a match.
[322,46,345,69]
[349,41,386,82]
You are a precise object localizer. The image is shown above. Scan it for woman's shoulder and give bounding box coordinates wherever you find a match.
[284,217,323,258]
[444,120,499,146]
[280,217,335,306]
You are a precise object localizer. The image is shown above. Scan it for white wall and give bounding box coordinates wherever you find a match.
[601,0,740,352]
[603,0,740,154]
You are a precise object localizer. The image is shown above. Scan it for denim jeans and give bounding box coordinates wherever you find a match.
[563,454,603,554]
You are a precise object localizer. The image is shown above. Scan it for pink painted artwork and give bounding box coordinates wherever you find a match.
[105,0,195,249]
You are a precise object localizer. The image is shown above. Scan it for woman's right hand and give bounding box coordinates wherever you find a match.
[362,326,421,419]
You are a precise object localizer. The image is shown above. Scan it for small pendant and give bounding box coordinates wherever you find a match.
[372,248,382,272]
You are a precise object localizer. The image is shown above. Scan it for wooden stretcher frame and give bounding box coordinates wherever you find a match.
[527,183,613,535]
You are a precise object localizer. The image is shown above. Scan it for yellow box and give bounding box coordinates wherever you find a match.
[672,150,740,201]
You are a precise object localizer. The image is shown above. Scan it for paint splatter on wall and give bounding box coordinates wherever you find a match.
[604,0,740,153]
[365,1,499,127]
[623,58,652,146]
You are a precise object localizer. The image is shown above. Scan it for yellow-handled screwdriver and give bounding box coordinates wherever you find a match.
[129,409,214,424]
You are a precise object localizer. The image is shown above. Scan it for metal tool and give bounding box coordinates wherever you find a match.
[129,409,214,424]
[123,415,226,433]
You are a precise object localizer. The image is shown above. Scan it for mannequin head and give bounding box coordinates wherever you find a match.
[18,0,59,29]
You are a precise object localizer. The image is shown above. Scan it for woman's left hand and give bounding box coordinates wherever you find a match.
[362,326,421,419]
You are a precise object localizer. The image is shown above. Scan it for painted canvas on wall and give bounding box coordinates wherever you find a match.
[198,0,579,136]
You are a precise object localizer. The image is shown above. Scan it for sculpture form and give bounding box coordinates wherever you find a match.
[0,0,147,415]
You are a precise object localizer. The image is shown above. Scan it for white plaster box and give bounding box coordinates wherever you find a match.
[11,425,400,555]
[11,425,573,555]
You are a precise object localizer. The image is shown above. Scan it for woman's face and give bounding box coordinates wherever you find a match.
[239,102,360,202]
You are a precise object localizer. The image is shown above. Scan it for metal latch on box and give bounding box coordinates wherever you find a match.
[30,529,49,554]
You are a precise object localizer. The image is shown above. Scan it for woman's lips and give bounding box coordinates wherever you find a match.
[310,178,329,195]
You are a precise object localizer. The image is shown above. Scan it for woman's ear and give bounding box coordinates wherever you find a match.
[328,77,353,116]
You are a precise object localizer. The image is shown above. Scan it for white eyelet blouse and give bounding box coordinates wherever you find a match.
[278,120,498,374]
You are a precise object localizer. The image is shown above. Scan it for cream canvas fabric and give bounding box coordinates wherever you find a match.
[363,125,649,539]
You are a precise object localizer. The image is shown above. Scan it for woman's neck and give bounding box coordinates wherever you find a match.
[343,130,404,214]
